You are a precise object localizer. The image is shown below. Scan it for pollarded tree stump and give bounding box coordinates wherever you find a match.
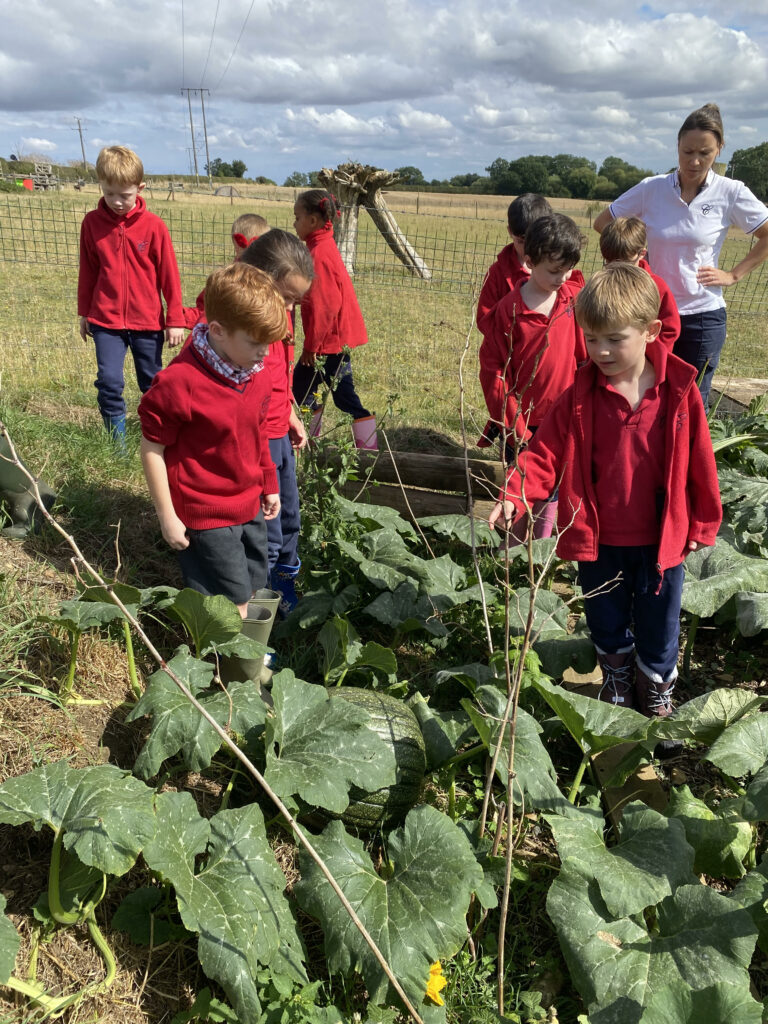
[318,162,432,280]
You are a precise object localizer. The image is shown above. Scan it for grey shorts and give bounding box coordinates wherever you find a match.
[177,511,269,605]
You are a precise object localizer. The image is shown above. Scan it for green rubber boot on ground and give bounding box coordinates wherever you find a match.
[0,435,56,539]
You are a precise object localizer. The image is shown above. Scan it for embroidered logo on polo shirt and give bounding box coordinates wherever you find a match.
[701,204,711,215]
[136,240,148,253]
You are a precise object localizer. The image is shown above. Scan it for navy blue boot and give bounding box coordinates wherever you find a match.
[270,558,301,618]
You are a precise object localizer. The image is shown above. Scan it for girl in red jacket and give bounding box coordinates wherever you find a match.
[490,264,722,730]
[292,189,377,450]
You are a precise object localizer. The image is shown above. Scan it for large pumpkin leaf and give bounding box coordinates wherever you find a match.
[742,763,768,821]
[163,588,244,656]
[548,858,758,1024]
[530,615,597,678]
[143,792,305,1023]
[0,894,19,986]
[734,592,768,636]
[647,688,767,746]
[730,856,768,952]
[718,467,768,557]
[532,675,651,753]
[337,536,410,591]
[0,762,155,876]
[334,495,415,536]
[681,530,768,619]
[40,598,127,633]
[364,583,449,637]
[407,693,475,769]
[638,982,762,1023]
[126,651,267,778]
[546,802,695,918]
[417,513,500,548]
[264,672,398,814]
[663,787,751,879]
[465,685,564,813]
[705,712,768,776]
[295,805,483,1008]
[318,616,397,684]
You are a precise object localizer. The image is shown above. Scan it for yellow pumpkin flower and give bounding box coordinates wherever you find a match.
[425,961,447,1006]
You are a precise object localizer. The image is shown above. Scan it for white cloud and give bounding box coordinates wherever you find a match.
[21,136,56,151]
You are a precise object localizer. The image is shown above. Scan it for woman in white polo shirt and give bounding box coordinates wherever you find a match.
[594,103,768,407]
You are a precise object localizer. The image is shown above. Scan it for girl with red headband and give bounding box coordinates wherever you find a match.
[292,189,377,450]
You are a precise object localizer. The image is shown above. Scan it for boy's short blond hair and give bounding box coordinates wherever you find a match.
[600,217,647,263]
[575,263,660,332]
[96,146,144,186]
[204,262,288,342]
[232,213,270,239]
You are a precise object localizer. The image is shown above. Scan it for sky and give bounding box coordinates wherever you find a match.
[2,0,768,184]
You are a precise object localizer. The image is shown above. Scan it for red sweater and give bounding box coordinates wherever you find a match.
[501,343,722,571]
[299,228,368,355]
[137,342,278,530]
[638,258,681,351]
[478,281,586,443]
[78,197,184,330]
[477,244,529,336]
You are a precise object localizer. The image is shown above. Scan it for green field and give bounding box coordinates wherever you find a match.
[0,188,766,443]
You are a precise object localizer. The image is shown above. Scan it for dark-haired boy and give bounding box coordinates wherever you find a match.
[490,263,721,723]
[476,193,553,337]
[600,217,680,350]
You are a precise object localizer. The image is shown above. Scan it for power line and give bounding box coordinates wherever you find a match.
[200,0,221,88]
[214,0,257,92]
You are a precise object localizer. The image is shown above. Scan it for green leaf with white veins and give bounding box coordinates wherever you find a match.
[532,674,650,753]
[0,895,19,986]
[143,792,305,1023]
[548,859,758,1024]
[164,588,244,656]
[705,711,768,776]
[637,981,762,1024]
[295,805,483,1008]
[663,787,751,879]
[0,761,155,876]
[681,529,768,619]
[126,651,267,778]
[546,802,695,918]
[318,615,362,681]
[264,672,397,813]
[647,687,768,746]
[734,591,768,636]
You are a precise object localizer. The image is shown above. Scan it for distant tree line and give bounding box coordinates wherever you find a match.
[282,142,768,202]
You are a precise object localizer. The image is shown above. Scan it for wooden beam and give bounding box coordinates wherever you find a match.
[339,480,496,521]
[322,449,505,497]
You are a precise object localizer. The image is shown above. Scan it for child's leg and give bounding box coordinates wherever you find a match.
[578,546,636,707]
[127,330,164,393]
[177,515,268,610]
[632,553,684,717]
[90,325,129,431]
[321,353,371,419]
[266,435,301,571]
[292,362,322,410]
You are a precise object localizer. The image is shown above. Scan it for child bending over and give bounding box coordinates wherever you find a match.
[292,189,377,450]
[78,145,185,443]
[600,217,680,350]
[490,263,721,722]
[139,263,288,617]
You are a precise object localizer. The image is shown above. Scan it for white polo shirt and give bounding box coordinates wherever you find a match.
[609,170,768,315]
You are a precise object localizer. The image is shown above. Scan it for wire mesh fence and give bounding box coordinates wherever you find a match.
[0,191,765,437]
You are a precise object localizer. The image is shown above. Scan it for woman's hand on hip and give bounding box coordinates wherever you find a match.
[697,265,736,288]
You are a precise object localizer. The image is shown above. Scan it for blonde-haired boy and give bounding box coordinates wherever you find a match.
[139,262,288,616]
[78,145,185,443]
[599,217,680,350]
[490,263,721,731]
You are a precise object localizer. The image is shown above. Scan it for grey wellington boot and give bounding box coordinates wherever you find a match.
[0,435,56,538]
[220,591,279,686]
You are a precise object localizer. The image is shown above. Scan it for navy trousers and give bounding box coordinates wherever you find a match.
[266,434,301,569]
[90,324,164,421]
[292,352,370,419]
[578,545,685,680]
[673,308,727,410]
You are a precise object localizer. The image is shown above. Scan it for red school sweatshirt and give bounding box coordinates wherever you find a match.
[78,196,185,331]
[299,228,368,355]
[500,343,722,572]
[137,342,278,530]
[638,258,681,351]
[478,280,586,442]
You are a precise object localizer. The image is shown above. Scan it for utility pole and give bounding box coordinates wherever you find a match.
[72,116,88,174]
[199,89,213,190]
[181,87,200,186]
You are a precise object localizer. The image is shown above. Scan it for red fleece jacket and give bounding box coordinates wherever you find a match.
[138,342,278,530]
[501,343,722,571]
[299,228,368,355]
[638,258,681,351]
[478,280,586,443]
[78,197,184,330]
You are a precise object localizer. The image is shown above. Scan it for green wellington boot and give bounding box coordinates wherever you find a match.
[220,589,280,686]
[0,435,56,539]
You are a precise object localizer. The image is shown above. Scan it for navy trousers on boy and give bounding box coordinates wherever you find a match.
[292,352,370,419]
[266,435,300,570]
[578,545,684,680]
[90,324,164,430]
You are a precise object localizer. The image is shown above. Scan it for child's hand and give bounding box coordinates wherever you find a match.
[166,327,185,348]
[688,540,698,551]
[299,350,317,367]
[263,493,281,520]
[288,410,308,450]
[489,500,516,531]
[79,317,91,341]
[160,513,189,550]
